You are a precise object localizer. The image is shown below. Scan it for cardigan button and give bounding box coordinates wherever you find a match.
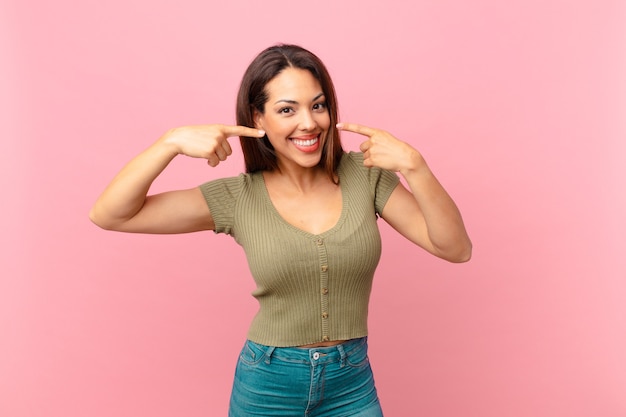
[316,238,324,246]
[322,336,330,342]
[322,312,329,319]
[321,265,328,272]
[321,288,329,295]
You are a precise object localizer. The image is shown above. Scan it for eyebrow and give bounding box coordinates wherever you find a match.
[274,92,325,105]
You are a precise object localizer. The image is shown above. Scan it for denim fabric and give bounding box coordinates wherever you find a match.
[228,337,383,417]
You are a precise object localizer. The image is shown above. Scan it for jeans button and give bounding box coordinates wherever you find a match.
[313,352,320,360]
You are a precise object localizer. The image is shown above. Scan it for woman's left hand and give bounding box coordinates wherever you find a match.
[337,122,472,262]
[336,122,423,174]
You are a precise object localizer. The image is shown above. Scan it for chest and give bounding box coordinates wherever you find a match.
[265,180,343,236]
[233,170,383,289]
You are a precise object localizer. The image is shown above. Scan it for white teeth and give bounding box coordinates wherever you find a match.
[292,137,318,146]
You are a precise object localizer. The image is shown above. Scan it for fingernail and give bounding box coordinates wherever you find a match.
[258,130,265,136]
[336,123,343,129]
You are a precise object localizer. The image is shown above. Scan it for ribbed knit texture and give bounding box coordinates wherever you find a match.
[199,152,400,347]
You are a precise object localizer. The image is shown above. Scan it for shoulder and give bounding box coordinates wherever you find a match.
[198,172,263,235]
[340,152,399,186]
[341,151,365,167]
[339,152,400,214]
[200,172,255,187]
[339,151,367,179]
[199,172,260,199]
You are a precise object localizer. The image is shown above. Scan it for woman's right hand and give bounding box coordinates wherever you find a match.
[161,124,265,167]
[90,124,265,233]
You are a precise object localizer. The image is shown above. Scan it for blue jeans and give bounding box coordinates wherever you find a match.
[228,337,383,416]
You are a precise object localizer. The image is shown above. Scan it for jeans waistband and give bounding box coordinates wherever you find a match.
[246,337,367,365]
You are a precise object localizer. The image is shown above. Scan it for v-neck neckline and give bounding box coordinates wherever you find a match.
[256,159,348,238]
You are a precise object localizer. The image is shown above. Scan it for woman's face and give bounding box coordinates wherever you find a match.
[254,67,330,171]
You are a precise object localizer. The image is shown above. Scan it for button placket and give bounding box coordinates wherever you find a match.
[315,237,330,341]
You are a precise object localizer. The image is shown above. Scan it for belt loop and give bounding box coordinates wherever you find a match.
[264,346,276,365]
[337,343,346,368]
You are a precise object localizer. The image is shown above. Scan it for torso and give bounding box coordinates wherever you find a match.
[199,152,397,347]
[263,170,345,347]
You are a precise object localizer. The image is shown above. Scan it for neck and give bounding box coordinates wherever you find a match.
[267,164,330,193]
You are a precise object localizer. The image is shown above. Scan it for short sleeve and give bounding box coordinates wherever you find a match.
[344,152,400,215]
[372,167,400,215]
[198,175,246,235]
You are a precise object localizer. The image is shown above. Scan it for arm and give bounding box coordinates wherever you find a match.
[337,123,472,262]
[89,124,265,234]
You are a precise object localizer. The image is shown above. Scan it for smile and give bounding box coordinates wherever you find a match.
[291,136,319,147]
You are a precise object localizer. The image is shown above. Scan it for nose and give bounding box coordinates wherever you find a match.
[299,110,316,131]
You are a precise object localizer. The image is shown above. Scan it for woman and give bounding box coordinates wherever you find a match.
[90,44,471,416]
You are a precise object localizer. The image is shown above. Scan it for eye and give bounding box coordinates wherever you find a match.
[278,107,294,115]
[312,102,327,112]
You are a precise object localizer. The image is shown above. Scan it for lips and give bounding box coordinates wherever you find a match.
[292,136,319,147]
[291,134,320,152]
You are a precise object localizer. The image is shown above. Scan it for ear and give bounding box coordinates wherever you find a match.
[253,109,264,130]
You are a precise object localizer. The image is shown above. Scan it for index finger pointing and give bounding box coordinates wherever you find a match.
[336,122,376,137]
[223,125,266,138]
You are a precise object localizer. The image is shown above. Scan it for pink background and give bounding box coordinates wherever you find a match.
[2,0,625,416]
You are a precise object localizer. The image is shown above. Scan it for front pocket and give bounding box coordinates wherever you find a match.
[238,341,268,366]
[345,342,370,368]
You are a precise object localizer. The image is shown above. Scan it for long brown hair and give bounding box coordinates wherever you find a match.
[236,44,343,182]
